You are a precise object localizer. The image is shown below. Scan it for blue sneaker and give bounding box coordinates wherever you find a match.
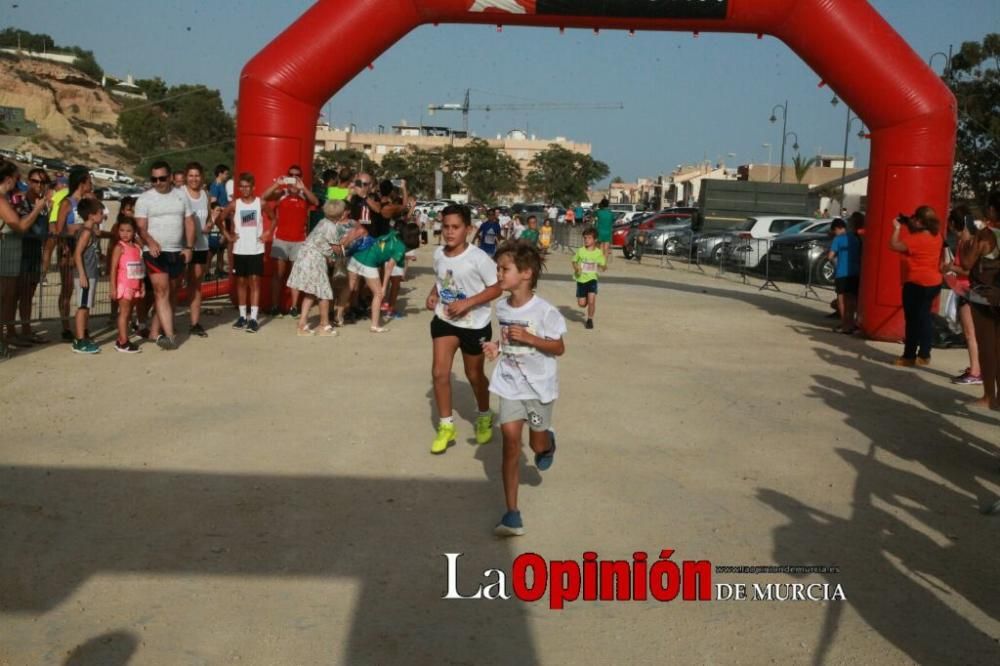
[535,430,556,471]
[493,510,524,537]
[232,316,247,330]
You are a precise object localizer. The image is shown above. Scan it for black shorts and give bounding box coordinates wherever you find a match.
[431,316,492,356]
[208,235,225,252]
[233,253,265,277]
[190,250,209,266]
[576,280,599,299]
[144,251,186,279]
[834,275,859,295]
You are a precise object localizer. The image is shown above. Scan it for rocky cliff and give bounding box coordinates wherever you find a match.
[0,52,132,168]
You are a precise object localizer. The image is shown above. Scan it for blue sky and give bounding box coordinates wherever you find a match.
[5,1,998,181]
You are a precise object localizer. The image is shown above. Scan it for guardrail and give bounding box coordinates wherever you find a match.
[627,234,837,302]
[0,235,232,349]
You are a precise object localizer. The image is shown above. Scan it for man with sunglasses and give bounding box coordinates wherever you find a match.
[262,165,319,317]
[349,173,389,238]
[135,161,196,350]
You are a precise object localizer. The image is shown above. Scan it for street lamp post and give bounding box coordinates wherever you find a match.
[831,96,867,214]
[762,143,772,182]
[928,45,953,81]
[769,101,791,183]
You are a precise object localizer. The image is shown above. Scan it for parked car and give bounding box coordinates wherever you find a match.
[676,230,730,263]
[764,229,836,285]
[624,213,698,259]
[611,211,656,248]
[722,215,816,269]
[91,167,135,185]
[39,156,70,172]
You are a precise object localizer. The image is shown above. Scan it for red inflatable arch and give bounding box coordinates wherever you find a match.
[236,0,955,340]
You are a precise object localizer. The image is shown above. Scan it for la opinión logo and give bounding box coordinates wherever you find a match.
[443,550,712,609]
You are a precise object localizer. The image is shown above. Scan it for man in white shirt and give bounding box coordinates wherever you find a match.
[135,160,196,349]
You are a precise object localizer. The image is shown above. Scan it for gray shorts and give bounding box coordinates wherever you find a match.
[73,275,98,310]
[270,239,302,262]
[499,397,555,432]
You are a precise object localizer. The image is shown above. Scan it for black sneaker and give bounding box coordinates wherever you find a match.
[190,323,208,338]
[155,335,177,350]
[232,316,247,330]
[267,307,281,318]
[288,306,300,318]
[585,319,594,329]
[245,319,259,334]
[61,329,74,342]
[114,340,141,354]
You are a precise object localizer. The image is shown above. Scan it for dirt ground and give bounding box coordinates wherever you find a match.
[1,246,998,665]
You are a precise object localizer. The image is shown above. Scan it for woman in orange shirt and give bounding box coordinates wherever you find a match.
[889,206,944,366]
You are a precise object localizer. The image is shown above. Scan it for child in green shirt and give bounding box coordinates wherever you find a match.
[572,227,606,329]
[519,215,540,248]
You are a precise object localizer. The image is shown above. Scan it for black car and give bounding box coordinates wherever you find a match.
[764,231,835,285]
[39,157,70,172]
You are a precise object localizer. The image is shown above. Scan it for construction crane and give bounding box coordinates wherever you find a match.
[427,89,624,133]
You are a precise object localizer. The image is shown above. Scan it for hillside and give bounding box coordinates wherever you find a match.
[0,52,133,170]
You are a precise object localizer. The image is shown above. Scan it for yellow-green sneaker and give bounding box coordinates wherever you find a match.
[475,413,494,445]
[431,422,456,454]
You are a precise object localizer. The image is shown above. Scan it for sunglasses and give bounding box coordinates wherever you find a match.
[355,179,371,187]
[150,175,170,183]
[29,178,47,185]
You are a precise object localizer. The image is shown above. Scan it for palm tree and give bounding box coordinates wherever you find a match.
[792,154,818,183]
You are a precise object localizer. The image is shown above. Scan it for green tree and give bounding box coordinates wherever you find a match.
[458,139,521,203]
[525,144,609,206]
[377,146,462,198]
[791,154,817,183]
[314,148,375,178]
[117,101,167,156]
[118,82,235,173]
[948,33,1000,202]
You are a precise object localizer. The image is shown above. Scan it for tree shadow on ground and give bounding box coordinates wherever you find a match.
[0,468,537,664]
[758,347,1000,665]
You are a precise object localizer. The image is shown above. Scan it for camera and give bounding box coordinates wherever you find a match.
[281,176,297,186]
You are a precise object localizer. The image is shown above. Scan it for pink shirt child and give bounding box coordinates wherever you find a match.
[115,240,145,300]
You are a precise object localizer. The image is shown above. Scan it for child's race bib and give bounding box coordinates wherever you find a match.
[580,261,598,273]
[126,261,145,280]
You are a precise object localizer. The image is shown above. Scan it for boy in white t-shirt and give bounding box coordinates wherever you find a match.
[482,241,566,537]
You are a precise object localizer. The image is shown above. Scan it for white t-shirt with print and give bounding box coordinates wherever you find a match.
[135,188,192,252]
[181,188,211,251]
[433,243,498,330]
[489,295,567,404]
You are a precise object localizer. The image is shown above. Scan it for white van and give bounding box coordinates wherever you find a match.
[90,167,135,185]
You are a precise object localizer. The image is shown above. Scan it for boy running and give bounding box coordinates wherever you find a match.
[572,227,606,329]
[483,242,566,536]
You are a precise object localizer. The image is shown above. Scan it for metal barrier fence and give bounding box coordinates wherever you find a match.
[551,223,586,254]
[625,233,838,301]
[0,234,232,346]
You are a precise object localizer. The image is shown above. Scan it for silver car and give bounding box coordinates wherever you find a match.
[623,213,697,260]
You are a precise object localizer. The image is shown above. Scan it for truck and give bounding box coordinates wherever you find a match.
[697,180,812,231]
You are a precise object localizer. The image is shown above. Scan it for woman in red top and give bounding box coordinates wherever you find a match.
[889,206,944,366]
